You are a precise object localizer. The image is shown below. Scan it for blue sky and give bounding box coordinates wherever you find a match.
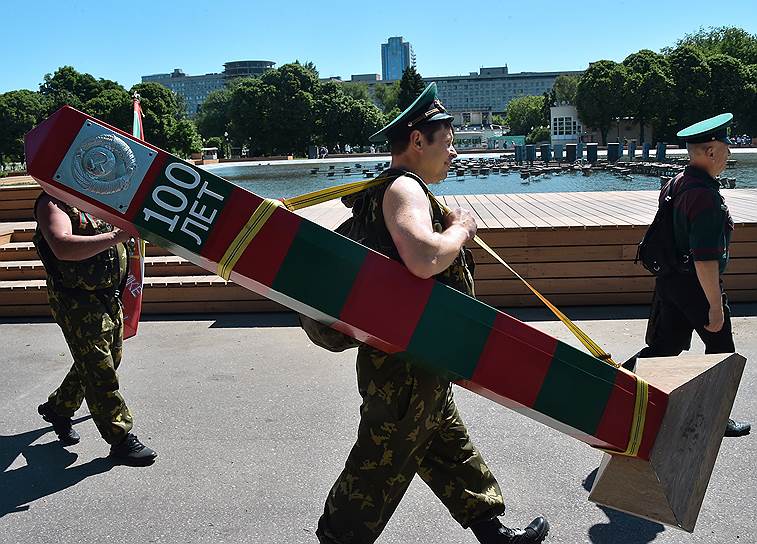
[2,0,756,93]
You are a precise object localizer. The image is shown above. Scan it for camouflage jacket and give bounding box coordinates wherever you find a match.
[33,196,127,292]
[342,168,475,296]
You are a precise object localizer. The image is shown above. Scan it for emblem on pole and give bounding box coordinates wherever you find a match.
[72,133,136,195]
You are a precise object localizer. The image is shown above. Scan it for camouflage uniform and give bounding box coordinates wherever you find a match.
[33,198,133,445]
[317,170,505,544]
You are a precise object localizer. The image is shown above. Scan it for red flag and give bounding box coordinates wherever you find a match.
[122,94,146,339]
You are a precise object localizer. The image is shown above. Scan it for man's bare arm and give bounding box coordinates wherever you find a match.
[37,196,131,262]
[383,176,476,278]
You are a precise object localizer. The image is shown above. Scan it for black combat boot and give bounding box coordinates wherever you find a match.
[725,418,751,437]
[471,516,549,544]
[109,433,158,465]
[38,402,80,446]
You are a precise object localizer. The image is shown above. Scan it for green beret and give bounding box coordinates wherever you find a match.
[369,82,453,143]
[677,113,733,144]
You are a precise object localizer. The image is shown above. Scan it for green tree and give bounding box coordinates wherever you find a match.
[504,95,545,135]
[622,50,674,143]
[314,81,351,146]
[344,99,386,146]
[39,66,128,116]
[491,114,507,127]
[397,66,425,111]
[228,77,272,154]
[39,66,100,112]
[168,119,203,158]
[229,63,318,155]
[526,126,550,144]
[195,87,232,139]
[669,26,757,65]
[667,45,712,129]
[204,136,226,159]
[314,81,387,148]
[541,89,556,126]
[374,81,400,113]
[0,90,48,165]
[83,87,132,132]
[260,63,317,154]
[553,74,580,104]
[707,54,751,122]
[341,82,371,102]
[742,64,757,134]
[128,82,183,150]
[575,60,626,144]
[294,60,319,78]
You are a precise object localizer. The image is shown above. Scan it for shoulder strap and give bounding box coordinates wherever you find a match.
[663,174,713,206]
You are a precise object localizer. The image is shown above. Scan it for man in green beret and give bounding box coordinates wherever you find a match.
[631,113,750,437]
[316,83,549,544]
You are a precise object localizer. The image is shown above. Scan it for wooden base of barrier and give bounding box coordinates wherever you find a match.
[589,353,746,531]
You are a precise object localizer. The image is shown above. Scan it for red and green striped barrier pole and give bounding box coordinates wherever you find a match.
[24,107,745,532]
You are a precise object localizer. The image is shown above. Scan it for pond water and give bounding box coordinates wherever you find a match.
[208,152,757,199]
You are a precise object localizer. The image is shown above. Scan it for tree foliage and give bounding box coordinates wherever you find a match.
[341,82,371,102]
[575,60,626,144]
[168,119,203,158]
[553,74,580,104]
[397,66,425,111]
[707,54,751,120]
[0,90,48,165]
[505,95,546,135]
[204,136,226,159]
[526,126,550,144]
[129,82,184,151]
[667,45,712,129]
[670,26,757,65]
[541,89,556,126]
[195,87,232,139]
[374,81,400,113]
[84,87,132,132]
[224,63,386,155]
[622,50,674,142]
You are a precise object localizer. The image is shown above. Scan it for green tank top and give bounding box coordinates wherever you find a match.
[32,196,127,292]
[342,168,475,296]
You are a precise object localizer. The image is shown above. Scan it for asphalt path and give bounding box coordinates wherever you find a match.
[1,306,754,544]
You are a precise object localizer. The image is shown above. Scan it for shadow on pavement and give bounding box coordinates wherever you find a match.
[2,303,755,329]
[508,302,757,322]
[581,467,665,543]
[0,417,112,518]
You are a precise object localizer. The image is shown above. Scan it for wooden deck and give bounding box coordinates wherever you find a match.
[294,189,757,307]
[298,189,757,229]
[2,188,757,316]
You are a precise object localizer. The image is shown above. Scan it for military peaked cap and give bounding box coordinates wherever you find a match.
[677,113,734,144]
[369,82,453,143]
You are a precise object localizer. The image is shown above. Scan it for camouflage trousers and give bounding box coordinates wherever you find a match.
[46,285,133,445]
[317,346,505,544]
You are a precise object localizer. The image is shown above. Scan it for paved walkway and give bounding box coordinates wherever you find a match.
[1,307,755,544]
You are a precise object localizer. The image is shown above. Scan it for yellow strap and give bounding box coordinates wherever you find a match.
[283,176,618,366]
[598,375,649,457]
[217,198,283,280]
[472,234,618,366]
[282,175,393,211]
[284,175,648,456]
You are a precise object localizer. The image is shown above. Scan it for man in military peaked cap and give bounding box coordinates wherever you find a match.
[316,83,550,544]
[630,113,750,437]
